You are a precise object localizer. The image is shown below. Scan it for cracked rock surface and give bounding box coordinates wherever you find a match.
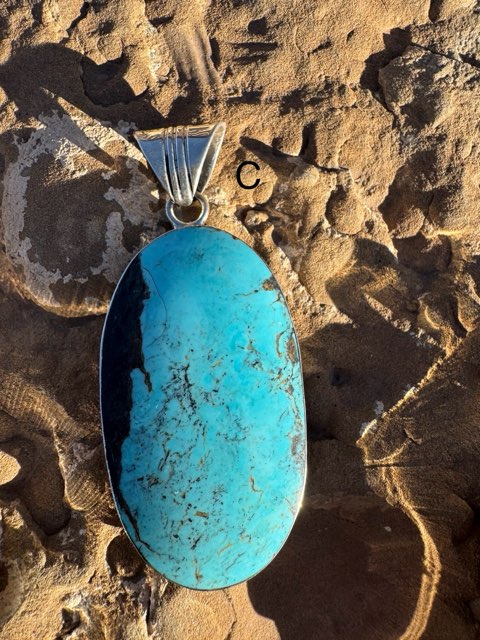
[0,1,479,639]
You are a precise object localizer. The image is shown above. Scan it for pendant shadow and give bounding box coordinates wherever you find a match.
[247,237,456,639]
[247,487,424,640]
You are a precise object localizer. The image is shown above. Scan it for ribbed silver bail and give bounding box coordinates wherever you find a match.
[133,123,226,208]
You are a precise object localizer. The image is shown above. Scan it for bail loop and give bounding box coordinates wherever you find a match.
[165,193,210,229]
[134,123,226,220]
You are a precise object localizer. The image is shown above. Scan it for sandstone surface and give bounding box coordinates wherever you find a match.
[0,1,479,638]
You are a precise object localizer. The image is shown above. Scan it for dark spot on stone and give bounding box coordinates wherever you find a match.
[58,608,81,637]
[271,229,284,245]
[98,20,115,36]
[191,535,201,549]
[311,39,332,53]
[0,563,8,592]
[330,367,351,387]
[210,37,221,70]
[248,17,268,36]
[31,2,43,24]
[148,14,173,29]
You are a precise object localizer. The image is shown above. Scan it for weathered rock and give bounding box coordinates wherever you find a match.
[0,1,479,638]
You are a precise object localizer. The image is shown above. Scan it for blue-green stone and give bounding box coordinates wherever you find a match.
[100,226,306,589]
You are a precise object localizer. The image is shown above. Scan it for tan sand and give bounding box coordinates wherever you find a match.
[0,0,479,638]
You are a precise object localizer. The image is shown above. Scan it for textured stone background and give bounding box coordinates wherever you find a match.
[0,1,479,638]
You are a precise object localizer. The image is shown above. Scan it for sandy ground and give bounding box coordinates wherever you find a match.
[0,0,479,638]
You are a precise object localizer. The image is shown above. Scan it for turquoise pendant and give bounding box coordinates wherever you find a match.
[100,124,306,590]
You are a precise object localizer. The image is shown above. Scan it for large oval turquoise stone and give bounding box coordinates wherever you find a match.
[100,226,306,589]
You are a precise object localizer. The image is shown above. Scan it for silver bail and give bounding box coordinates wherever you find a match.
[134,123,226,207]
